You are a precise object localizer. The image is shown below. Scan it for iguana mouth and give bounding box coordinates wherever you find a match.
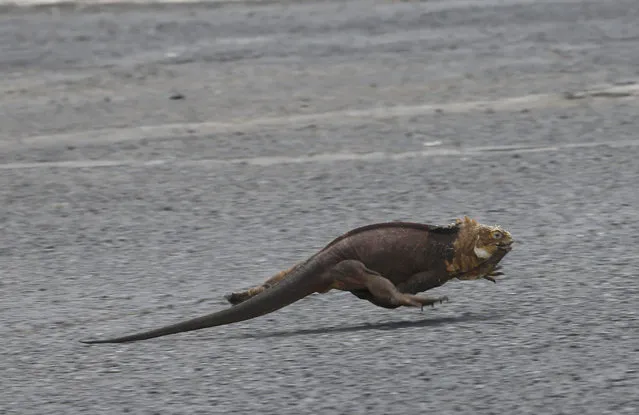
[497,240,514,252]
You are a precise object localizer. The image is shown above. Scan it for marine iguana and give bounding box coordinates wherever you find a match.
[81,216,513,344]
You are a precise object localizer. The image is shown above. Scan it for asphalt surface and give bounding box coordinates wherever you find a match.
[2,0,639,414]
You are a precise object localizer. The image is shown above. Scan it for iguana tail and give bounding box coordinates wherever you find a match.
[80,259,329,344]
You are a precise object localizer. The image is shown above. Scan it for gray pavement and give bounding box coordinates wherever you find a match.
[1,0,638,414]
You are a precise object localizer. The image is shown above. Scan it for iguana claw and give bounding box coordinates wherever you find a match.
[483,265,504,282]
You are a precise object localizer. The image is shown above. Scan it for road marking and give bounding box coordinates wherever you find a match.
[1,138,638,170]
[2,82,637,151]
[0,0,611,11]
[0,0,603,8]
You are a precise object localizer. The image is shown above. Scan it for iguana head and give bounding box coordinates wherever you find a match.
[472,222,513,260]
[445,216,514,281]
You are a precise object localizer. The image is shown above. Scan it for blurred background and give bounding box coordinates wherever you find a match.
[1,0,638,414]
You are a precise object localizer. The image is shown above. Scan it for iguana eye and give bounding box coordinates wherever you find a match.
[492,231,503,239]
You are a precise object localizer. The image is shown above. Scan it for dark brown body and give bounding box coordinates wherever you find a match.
[316,223,458,303]
[81,219,512,344]
[326,223,456,281]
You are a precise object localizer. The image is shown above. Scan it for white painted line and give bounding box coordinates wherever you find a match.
[0,0,607,9]
[2,82,637,151]
[423,141,444,147]
[2,138,638,170]
[0,0,269,5]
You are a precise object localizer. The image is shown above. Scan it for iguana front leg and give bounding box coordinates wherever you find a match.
[482,265,504,283]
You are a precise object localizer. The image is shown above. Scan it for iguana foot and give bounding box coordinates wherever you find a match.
[401,295,449,310]
[225,266,298,305]
[225,285,270,305]
[483,265,505,283]
[225,291,251,305]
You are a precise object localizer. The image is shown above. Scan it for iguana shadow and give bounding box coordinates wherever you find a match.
[229,312,503,340]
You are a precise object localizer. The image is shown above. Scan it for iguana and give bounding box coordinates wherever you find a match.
[81,216,513,344]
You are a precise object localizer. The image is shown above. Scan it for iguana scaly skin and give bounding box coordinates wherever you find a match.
[81,216,513,344]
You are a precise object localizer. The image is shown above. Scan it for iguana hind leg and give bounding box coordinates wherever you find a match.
[350,269,450,309]
[225,264,299,305]
[329,260,447,309]
[226,260,449,310]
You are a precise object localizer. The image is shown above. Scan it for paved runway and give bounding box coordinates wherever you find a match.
[1,0,638,413]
